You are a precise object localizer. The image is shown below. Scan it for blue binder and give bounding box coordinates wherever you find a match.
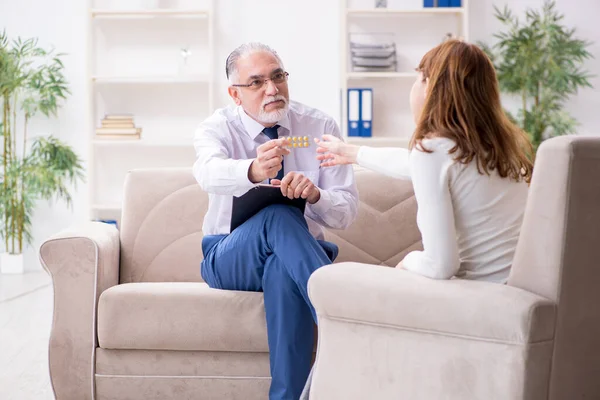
[359,88,372,137]
[347,89,361,137]
[423,0,434,7]
[438,0,450,6]
[98,219,118,229]
[449,0,461,6]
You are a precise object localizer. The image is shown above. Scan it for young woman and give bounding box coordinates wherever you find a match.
[316,39,533,283]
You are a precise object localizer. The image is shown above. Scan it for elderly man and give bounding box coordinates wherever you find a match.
[193,42,358,399]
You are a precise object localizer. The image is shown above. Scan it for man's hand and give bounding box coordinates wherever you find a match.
[271,172,320,204]
[248,138,290,183]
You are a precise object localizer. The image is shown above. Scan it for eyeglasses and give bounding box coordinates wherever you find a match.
[232,71,289,91]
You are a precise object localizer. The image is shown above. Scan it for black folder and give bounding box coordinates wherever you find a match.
[230,185,307,232]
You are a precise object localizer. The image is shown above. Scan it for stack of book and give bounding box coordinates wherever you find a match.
[96,114,141,140]
[349,34,397,72]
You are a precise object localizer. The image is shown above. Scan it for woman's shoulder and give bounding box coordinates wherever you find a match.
[410,137,456,165]
[420,137,456,151]
[408,138,459,182]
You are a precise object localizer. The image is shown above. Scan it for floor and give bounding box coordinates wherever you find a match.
[0,271,55,400]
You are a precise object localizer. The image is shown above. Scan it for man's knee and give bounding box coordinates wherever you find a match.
[263,256,297,293]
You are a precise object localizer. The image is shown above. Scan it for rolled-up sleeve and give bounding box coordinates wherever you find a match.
[357,146,411,179]
[193,118,257,197]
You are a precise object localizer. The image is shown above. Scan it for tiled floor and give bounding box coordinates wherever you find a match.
[0,272,55,400]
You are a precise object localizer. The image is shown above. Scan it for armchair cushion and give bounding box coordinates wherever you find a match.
[98,282,269,352]
[309,263,556,344]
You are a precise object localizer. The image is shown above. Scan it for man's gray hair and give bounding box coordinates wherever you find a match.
[225,42,284,83]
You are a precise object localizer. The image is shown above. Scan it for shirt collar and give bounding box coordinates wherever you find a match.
[237,106,291,140]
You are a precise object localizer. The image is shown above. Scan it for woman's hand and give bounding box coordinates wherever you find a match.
[315,134,360,167]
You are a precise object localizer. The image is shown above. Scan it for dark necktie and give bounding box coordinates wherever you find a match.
[262,125,284,181]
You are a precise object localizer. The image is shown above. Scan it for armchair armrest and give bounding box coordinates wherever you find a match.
[308,263,555,344]
[308,263,557,400]
[40,221,120,400]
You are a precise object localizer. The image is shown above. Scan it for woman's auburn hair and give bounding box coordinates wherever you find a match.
[409,39,534,183]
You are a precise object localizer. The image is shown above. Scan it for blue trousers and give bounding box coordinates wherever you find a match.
[201,205,338,400]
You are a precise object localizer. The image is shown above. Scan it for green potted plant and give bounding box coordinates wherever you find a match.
[479,0,594,151]
[0,31,85,274]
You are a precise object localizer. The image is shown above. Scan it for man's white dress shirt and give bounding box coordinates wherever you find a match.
[193,101,358,240]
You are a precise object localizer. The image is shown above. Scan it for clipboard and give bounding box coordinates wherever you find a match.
[230,185,307,232]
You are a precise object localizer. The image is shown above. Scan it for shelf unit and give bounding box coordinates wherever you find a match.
[347,71,418,79]
[87,0,214,225]
[347,8,465,16]
[92,138,193,147]
[90,9,210,17]
[92,75,210,83]
[340,0,469,148]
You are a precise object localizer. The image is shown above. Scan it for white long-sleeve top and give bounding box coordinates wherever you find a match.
[193,101,359,239]
[357,138,528,283]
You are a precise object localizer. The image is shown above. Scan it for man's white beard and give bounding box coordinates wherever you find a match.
[257,95,289,124]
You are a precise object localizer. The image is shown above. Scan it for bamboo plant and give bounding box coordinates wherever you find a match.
[480,0,594,151]
[0,31,85,255]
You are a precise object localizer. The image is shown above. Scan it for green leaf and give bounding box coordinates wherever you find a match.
[0,30,83,249]
[479,0,594,152]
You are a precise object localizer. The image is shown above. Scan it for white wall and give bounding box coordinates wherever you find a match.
[212,0,341,120]
[1,0,598,271]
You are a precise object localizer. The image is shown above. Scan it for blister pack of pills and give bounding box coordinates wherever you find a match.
[285,136,311,148]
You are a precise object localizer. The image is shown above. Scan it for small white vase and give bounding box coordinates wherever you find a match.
[0,253,24,274]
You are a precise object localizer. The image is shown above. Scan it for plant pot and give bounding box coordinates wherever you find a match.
[0,252,24,274]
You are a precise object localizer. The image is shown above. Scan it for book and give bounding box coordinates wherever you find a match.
[95,133,141,140]
[347,89,361,137]
[95,127,141,135]
[98,219,118,229]
[360,88,373,137]
[230,185,306,232]
[101,121,135,128]
[104,114,134,121]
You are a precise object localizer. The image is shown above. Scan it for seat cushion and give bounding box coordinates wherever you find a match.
[97,283,269,352]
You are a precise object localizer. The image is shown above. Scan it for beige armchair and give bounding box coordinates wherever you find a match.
[307,136,600,400]
[39,167,421,400]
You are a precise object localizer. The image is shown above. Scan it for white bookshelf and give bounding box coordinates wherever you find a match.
[88,0,214,225]
[91,203,121,213]
[340,0,469,147]
[91,9,210,17]
[92,75,210,83]
[347,71,418,79]
[347,8,465,15]
[92,138,192,147]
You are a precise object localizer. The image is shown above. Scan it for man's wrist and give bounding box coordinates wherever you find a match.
[308,187,321,204]
[248,159,263,183]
